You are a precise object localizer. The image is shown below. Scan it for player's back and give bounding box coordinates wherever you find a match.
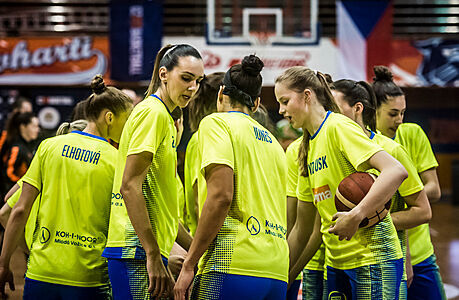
[197,112,288,282]
[24,131,116,287]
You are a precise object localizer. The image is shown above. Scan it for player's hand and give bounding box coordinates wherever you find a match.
[146,254,175,298]
[174,262,195,300]
[329,211,361,240]
[0,265,15,298]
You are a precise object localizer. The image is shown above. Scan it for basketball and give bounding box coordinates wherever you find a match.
[335,172,391,228]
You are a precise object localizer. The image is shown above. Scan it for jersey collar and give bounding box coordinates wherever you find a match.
[72,130,108,142]
[310,111,331,140]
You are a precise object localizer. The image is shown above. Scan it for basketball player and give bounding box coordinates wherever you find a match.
[0,120,89,252]
[174,55,289,300]
[102,44,204,299]
[333,78,432,299]
[0,75,133,299]
[276,66,407,299]
[372,66,446,300]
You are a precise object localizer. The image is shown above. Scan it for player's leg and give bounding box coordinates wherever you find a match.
[326,266,351,300]
[302,269,324,300]
[349,258,403,300]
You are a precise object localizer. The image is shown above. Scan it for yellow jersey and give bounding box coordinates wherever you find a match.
[196,111,289,282]
[104,95,179,260]
[23,131,116,287]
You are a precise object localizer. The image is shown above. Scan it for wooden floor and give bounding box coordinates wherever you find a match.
[3,201,459,299]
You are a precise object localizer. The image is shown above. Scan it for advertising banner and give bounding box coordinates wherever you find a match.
[109,0,162,82]
[0,36,109,85]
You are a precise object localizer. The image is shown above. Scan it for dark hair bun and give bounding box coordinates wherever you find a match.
[373,66,393,82]
[91,75,106,95]
[241,54,264,76]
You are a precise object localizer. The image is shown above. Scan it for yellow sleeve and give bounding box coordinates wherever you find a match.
[333,119,383,171]
[296,174,313,202]
[392,144,424,197]
[285,139,300,197]
[22,141,46,191]
[411,125,438,173]
[198,116,234,172]
[127,106,168,156]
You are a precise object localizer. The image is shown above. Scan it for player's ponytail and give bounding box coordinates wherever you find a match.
[276,67,339,176]
[85,75,133,121]
[372,65,404,108]
[146,44,203,97]
[56,119,88,136]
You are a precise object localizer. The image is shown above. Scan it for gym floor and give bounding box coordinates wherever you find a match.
[3,201,459,300]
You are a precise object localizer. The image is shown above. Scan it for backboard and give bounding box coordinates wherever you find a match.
[207,0,319,46]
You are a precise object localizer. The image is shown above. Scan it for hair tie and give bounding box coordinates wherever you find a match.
[222,71,255,108]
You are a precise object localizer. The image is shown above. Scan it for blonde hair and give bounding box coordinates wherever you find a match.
[56,119,88,136]
[275,67,339,176]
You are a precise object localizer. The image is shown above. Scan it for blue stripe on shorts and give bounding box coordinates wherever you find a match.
[23,278,111,300]
[191,271,287,300]
[327,258,403,300]
[107,256,168,300]
[408,254,446,300]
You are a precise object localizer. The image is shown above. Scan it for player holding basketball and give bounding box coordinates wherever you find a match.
[0,75,133,299]
[276,66,407,299]
[333,78,432,299]
[102,44,204,299]
[174,55,289,300]
[372,66,446,300]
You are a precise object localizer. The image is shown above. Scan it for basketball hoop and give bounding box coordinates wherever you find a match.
[249,31,276,46]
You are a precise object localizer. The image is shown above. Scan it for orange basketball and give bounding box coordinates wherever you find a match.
[335,172,391,228]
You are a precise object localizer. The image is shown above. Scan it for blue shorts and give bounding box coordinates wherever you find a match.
[107,257,168,300]
[327,258,403,300]
[191,271,287,300]
[23,278,111,300]
[408,254,446,300]
[302,269,327,300]
[286,279,301,300]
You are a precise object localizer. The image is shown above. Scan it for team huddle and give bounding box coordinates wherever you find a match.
[0,44,446,300]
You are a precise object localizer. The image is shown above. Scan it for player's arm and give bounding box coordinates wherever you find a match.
[391,189,431,230]
[330,151,408,240]
[287,196,298,236]
[289,211,322,285]
[174,163,233,300]
[0,182,39,295]
[121,152,174,298]
[419,168,441,203]
[3,184,19,204]
[288,201,316,272]
[176,222,192,251]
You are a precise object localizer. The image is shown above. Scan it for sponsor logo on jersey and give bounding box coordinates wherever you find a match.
[308,155,328,175]
[39,226,51,244]
[246,216,260,235]
[312,184,332,204]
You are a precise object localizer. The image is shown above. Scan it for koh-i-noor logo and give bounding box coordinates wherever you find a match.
[0,36,107,85]
[39,227,51,244]
[246,216,260,235]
